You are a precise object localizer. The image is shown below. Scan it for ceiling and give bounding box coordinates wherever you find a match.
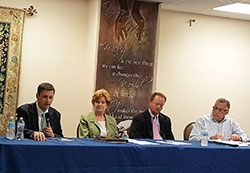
[142,0,250,21]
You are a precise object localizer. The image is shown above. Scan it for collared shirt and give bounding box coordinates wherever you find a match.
[148,108,162,139]
[36,102,48,132]
[189,113,250,142]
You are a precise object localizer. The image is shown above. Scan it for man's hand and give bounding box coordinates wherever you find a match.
[210,134,225,140]
[230,134,242,141]
[32,132,47,141]
[43,126,55,138]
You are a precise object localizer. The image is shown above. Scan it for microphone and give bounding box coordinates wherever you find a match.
[45,113,50,127]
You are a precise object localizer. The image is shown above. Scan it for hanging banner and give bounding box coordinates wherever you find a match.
[96,0,159,122]
[0,6,25,135]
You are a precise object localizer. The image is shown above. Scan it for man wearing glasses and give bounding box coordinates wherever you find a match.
[189,98,249,142]
[130,92,175,140]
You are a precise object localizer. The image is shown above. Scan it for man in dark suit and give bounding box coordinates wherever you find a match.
[16,82,63,141]
[130,92,174,140]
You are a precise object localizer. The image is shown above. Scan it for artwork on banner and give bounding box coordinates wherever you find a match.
[96,0,159,122]
[0,7,25,135]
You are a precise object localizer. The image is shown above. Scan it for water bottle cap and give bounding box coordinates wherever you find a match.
[202,131,208,136]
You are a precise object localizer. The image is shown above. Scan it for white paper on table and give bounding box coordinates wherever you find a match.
[157,141,192,145]
[210,139,249,147]
[59,138,75,142]
[128,139,160,145]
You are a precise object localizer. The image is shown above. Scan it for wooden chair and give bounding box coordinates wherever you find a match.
[76,123,80,138]
[117,120,132,137]
[183,122,195,140]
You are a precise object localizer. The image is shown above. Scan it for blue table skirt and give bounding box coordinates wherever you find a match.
[0,136,250,173]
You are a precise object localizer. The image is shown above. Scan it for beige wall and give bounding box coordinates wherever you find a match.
[1,0,99,137]
[157,10,250,139]
[1,0,250,139]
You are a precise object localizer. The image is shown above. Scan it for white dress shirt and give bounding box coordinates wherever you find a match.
[36,102,48,132]
[189,113,250,142]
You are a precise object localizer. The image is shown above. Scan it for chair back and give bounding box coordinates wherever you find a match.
[76,123,80,138]
[183,122,195,140]
[117,120,132,137]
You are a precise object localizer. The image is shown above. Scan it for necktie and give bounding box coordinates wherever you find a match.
[153,116,161,140]
[41,113,47,130]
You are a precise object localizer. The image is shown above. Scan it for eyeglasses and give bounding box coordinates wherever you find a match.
[154,102,164,107]
[212,106,228,113]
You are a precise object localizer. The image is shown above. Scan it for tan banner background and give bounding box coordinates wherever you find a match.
[96,0,159,123]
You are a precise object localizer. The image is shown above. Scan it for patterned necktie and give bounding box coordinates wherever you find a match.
[153,116,161,140]
[41,113,47,130]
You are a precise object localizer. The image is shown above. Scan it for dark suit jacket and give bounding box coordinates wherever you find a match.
[130,109,174,140]
[16,102,63,139]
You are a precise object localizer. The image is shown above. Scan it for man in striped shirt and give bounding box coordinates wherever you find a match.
[189,98,249,142]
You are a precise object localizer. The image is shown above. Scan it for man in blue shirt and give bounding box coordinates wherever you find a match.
[190,98,249,142]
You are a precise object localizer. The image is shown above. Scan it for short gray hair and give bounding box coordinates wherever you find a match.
[215,98,230,109]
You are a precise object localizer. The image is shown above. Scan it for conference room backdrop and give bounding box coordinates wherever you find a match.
[96,0,159,123]
[1,0,250,139]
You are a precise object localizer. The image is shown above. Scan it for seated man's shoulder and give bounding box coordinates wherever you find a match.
[49,106,60,115]
[198,114,210,120]
[17,102,35,111]
[133,111,147,119]
[224,115,235,122]
[194,114,210,124]
[159,113,172,121]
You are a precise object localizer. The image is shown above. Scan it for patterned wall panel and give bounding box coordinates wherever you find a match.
[0,6,25,136]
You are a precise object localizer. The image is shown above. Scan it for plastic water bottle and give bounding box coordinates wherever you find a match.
[16,117,25,140]
[201,130,208,146]
[6,116,15,140]
[121,130,129,140]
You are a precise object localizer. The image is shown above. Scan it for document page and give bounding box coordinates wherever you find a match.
[157,141,192,145]
[211,139,249,147]
[128,139,160,145]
